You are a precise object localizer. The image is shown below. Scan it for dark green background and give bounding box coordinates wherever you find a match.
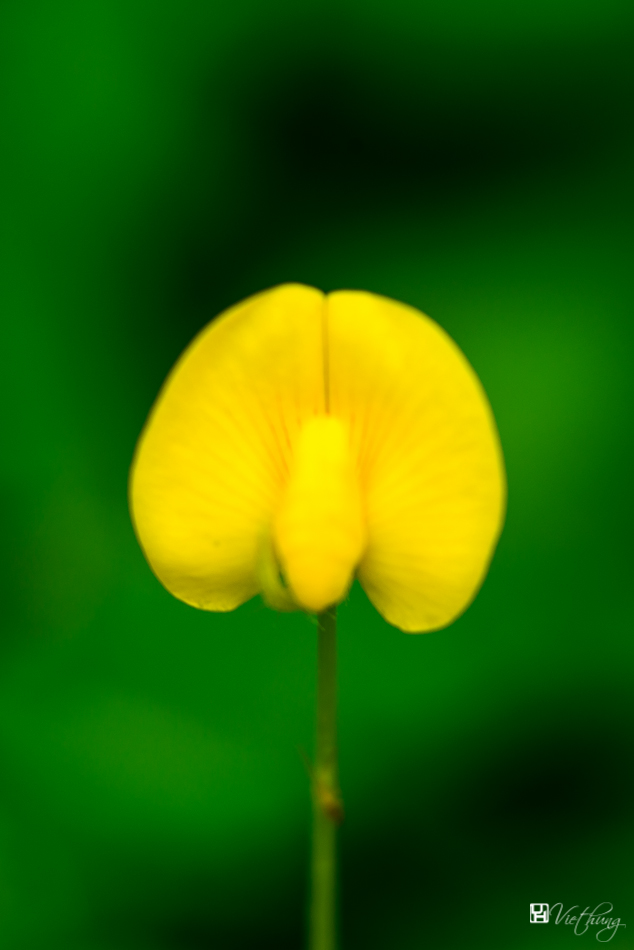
[1,2,633,948]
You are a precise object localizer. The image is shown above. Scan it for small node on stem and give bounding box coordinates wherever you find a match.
[314,777,344,825]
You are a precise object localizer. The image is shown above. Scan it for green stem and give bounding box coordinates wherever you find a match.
[309,606,342,950]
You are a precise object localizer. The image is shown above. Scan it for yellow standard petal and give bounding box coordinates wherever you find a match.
[129,284,326,611]
[326,291,506,633]
[130,282,505,629]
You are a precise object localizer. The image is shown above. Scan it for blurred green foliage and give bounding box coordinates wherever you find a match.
[0,1,633,947]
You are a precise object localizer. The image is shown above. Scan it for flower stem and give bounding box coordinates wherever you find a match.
[309,606,342,950]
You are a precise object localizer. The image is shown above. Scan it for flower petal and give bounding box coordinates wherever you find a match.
[273,415,366,613]
[326,291,506,633]
[129,284,326,610]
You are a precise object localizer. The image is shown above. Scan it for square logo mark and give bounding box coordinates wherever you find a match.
[530,904,549,923]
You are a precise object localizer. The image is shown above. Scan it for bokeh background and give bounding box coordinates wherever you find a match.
[1,2,633,948]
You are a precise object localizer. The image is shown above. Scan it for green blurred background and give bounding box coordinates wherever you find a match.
[1,2,633,947]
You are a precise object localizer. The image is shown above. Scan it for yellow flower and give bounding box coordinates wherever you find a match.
[129,284,505,632]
